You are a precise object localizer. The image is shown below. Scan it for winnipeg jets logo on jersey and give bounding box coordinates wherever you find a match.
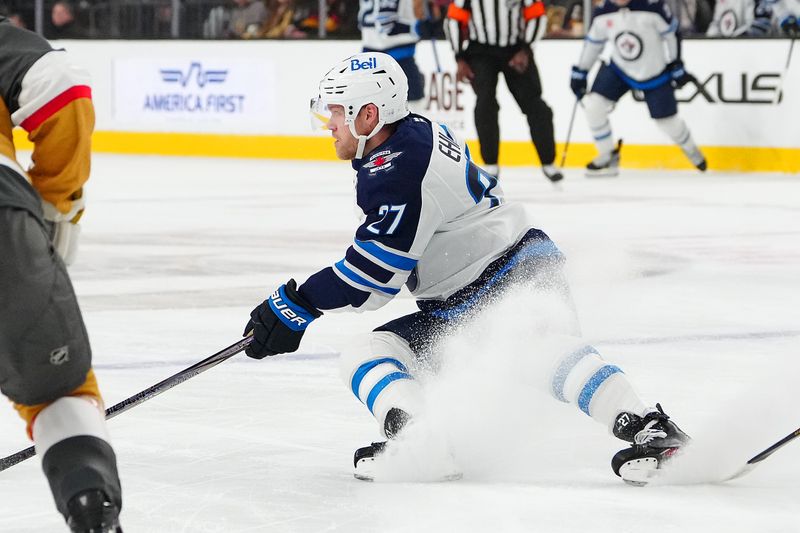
[578,0,679,82]
[363,150,404,173]
[615,31,643,61]
[719,9,739,35]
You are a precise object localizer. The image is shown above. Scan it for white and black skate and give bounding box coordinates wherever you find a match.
[542,164,564,183]
[682,145,707,171]
[353,441,463,482]
[611,404,690,486]
[66,489,122,533]
[353,441,386,481]
[353,408,461,482]
[586,140,622,178]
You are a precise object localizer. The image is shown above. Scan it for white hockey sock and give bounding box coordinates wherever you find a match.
[582,93,616,156]
[654,115,697,153]
[32,396,111,457]
[345,332,424,438]
[351,357,423,438]
[551,345,646,428]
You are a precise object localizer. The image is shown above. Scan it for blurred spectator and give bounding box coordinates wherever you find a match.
[0,4,26,29]
[46,1,88,39]
[261,0,304,38]
[6,11,25,28]
[204,4,230,38]
[706,0,755,35]
[292,0,344,35]
[229,0,268,38]
[546,0,585,36]
[665,0,713,34]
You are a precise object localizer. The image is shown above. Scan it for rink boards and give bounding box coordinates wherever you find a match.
[14,38,799,172]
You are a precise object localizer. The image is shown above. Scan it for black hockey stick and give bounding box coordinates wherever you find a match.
[559,98,580,169]
[725,426,800,481]
[0,336,252,473]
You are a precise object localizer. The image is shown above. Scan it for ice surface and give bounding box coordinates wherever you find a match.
[1,154,798,532]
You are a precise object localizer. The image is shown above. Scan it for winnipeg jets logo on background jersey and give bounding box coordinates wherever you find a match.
[363,150,403,173]
[719,9,739,35]
[615,31,643,61]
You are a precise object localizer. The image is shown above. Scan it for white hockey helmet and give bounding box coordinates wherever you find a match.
[312,52,410,158]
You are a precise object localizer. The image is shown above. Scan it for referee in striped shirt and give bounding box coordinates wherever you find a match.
[445,0,562,182]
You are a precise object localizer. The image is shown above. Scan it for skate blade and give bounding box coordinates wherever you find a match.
[618,457,660,487]
[585,168,619,178]
[354,458,463,482]
[354,471,463,482]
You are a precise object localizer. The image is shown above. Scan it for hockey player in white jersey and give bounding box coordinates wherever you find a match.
[570,0,707,176]
[706,0,756,36]
[243,52,689,485]
[770,0,800,35]
[359,0,426,111]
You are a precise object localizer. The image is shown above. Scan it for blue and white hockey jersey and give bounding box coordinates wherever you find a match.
[769,0,800,31]
[706,0,756,36]
[298,114,532,313]
[359,0,420,58]
[577,0,680,84]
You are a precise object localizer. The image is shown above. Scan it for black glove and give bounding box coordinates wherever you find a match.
[781,16,800,37]
[243,279,322,359]
[570,66,588,99]
[667,60,692,89]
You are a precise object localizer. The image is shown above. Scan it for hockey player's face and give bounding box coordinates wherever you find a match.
[327,105,358,160]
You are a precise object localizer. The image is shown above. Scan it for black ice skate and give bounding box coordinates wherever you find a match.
[611,404,690,486]
[354,441,388,481]
[353,407,408,481]
[586,140,622,178]
[66,489,122,532]
[353,408,461,482]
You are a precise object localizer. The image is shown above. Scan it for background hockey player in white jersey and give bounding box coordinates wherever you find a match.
[570,0,707,176]
[706,0,756,36]
[243,52,689,485]
[747,0,799,35]
[359,0,427,111]
[768,0,800,34]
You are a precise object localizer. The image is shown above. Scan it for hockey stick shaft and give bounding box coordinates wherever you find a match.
[724,426,800,481]
[746,426,800,465]
[0,336,252,473]
[430,36,442,73]
[774,37,795,105]
[559,98,580,168]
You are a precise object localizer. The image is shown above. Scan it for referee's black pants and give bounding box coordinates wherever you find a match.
[465,43,556,166]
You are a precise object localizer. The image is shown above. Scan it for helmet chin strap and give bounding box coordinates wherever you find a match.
[350,120,386,160]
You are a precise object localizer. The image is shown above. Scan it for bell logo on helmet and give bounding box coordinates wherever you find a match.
[351,57,378,71]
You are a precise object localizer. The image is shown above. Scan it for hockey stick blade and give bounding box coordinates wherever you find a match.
[0,336,252,473]
[724,426,800,482]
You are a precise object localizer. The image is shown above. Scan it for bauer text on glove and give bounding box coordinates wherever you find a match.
[243,279,322,359]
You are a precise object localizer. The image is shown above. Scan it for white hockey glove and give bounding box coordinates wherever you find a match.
[42,192,85,266]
